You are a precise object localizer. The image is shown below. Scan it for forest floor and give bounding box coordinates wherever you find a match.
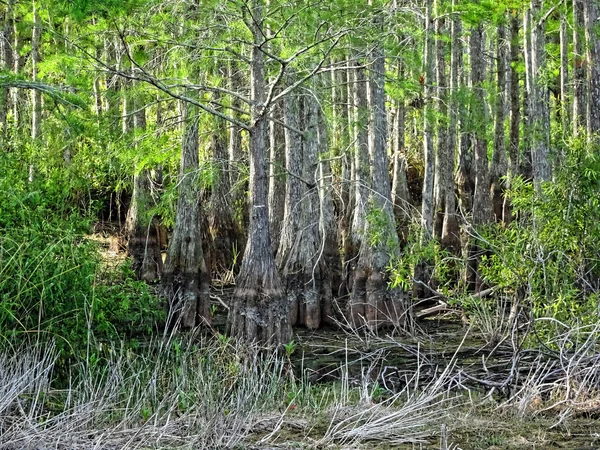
[43,229,597,450]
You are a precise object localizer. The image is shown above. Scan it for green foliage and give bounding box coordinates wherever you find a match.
[0,155,163,366]
[479,142,600,331]
[389,227,458,294]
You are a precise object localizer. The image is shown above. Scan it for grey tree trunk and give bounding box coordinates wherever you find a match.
[277,91,336,329]
[31,1,41,144]
[466,19,491,291]
[491,23,508,223]
[350,63,370,259]
[529,1,551,188]
[421,0,435,242]
[559,6,570,136]
[470,22,491,226]
[573,0,587,137]
[503,12,521,224]
[348,15,405,330]
[584,0,600,137]
[228,0,291,345]
[161,104,211,328]
[268,99,285,252]
[391,94,411,237]
[442,0,461,253]
[455,5,473,216]
[0,0,14,136]
[11,6,23,130]
[433,10,451,241]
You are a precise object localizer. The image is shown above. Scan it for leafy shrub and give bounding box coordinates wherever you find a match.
[0,154,163,366]
[479,143,600,331]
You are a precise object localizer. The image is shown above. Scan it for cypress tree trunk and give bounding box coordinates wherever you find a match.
[584,0,600,137]
[442,0,461,253]
[350,63,370,260]
[573,0,587,137]
[161,104,210,328]
[268,100,286,253]
[228,0,291,345]
[277,91,336,329]
[491,23,508,223]
[0,1,14,137]
[466,19,491,291]
[433,9,450,241]
[391,94,411,237]
[11,6,23,131]
[317,104,342,323]
[207,83,243,278]
[348,12,405,330]
[31,1,41,143]
[559,6,570,137]
[227,60,248,235]
[421,0,435,242]
[529,0,551,188]
[503,12,521,224]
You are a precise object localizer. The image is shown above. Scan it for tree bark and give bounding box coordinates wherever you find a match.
[573,0,587,137]
[559,6,570,137]
[350,63,370,259]
[228,0,291,345]
[584,0,600,137]
[466,19,491,292]
[206,77,243,279]
[433,8,452,243]
[421,0,435,242]
[161,103,211,328]
[31,1,41,143]
[529,0,551,188]
[0,0,14,136]
[268,99,285,252]
[491,22,508,223]
[442,0,461,253]
[503,12,521,224]
[277,91,336,329]
[348,10,405,330]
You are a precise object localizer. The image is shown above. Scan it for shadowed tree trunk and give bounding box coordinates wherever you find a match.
[317,103,342,323]
[207,78,243,279]
[442,0,461,253]
[573,0,587,137]
[349,62,370,262]
[125,102,163,282]
[559,6,570,137]
[227,60,248,237]
[421,0,435,242]
[529,0,551,188]
[277,90,337,329]
[433,9,451,241]
[584,0,600,138]
[228,0,291,345]
[391,93,411,239]
[503,12,521,224]
[0,0,14,137]
[161,104,210,328]
[491,22,508,223]
[268,100,286,253]
[466,19,491,291]
[414,0,435,300]
[348,8,406,330]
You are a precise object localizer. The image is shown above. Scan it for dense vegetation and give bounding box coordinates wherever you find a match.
[1,0,600,448]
